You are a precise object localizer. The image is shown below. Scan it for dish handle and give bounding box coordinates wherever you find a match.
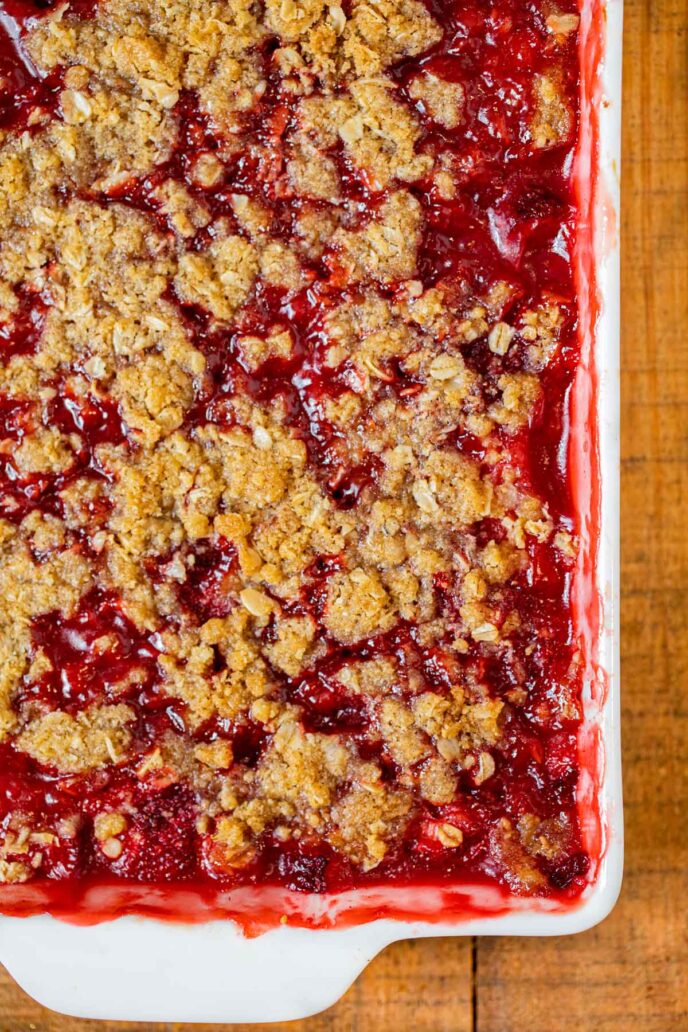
[0,914,397,1022]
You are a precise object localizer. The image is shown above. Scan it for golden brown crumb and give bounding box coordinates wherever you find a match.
[436,822,464,848]
[174,237,259,321]
[328,782,413,870]
[332,191,423,283]
[323,568,394,643]
[16,705,135,773]
[408,73,464,129]
[0,860,32,884]
[93,812,127,841]
[532,72,573,149]
[194,740,234,770]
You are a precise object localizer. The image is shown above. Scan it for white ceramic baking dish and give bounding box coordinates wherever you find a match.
[0,0,623,1020]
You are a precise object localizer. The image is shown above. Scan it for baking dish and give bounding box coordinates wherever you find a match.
[0,0,623,1020]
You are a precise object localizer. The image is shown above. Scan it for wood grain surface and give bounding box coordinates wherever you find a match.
[1,0,686,1027]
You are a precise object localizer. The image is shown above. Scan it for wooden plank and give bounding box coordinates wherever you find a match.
[474,0,688,1027]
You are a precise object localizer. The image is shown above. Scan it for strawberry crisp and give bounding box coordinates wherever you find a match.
[0,0,592,911]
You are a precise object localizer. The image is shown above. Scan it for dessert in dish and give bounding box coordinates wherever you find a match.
[0,0,593,913]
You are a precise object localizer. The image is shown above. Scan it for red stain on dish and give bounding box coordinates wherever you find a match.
[568,0,608,874]
[0,0,610,930]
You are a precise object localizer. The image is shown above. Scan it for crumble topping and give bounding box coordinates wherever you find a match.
[267,0,442,81]
[331,190,423,283]
[16,704,135,773]
[174,236,259,321]
[532,72,574,150]
[0,0,589,900]
[408,73,464,130]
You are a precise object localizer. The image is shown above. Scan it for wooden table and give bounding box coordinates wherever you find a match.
[1,0,686,1027]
